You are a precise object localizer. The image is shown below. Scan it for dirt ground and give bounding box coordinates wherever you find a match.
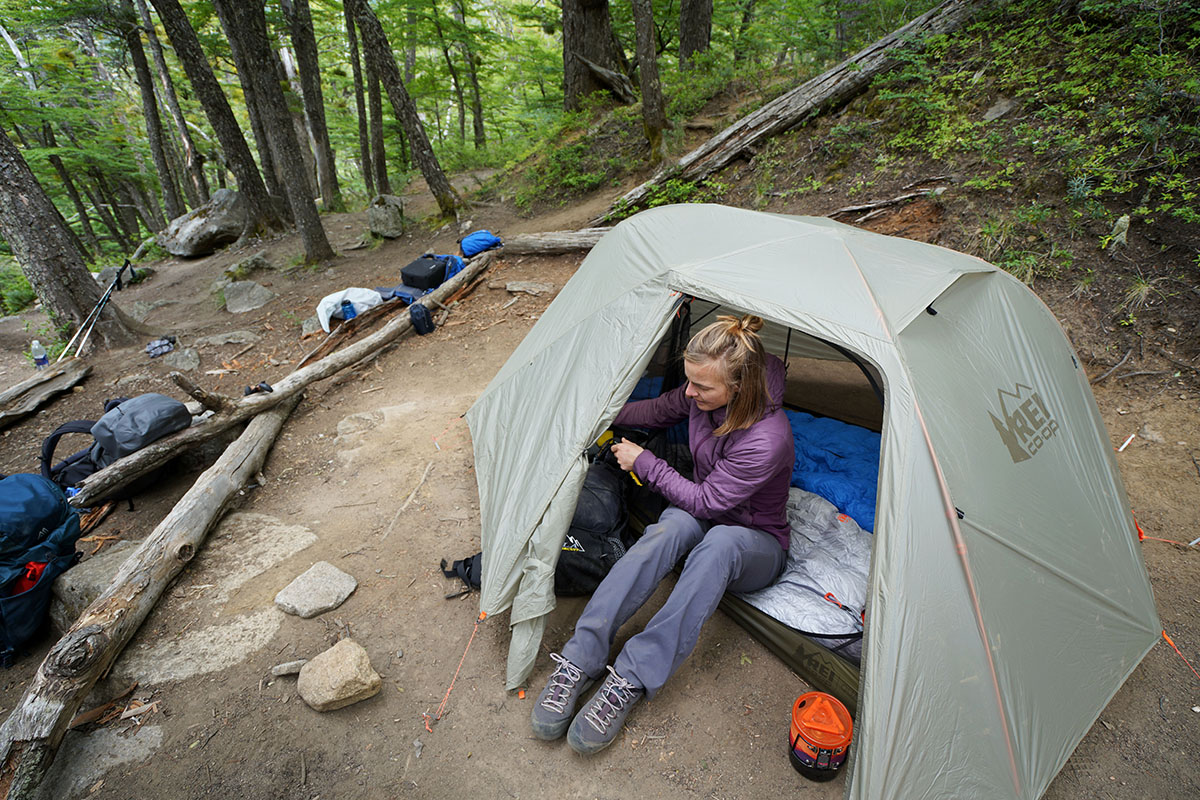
[0,176,1197,800]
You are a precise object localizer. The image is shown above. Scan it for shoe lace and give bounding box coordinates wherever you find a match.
[539,652,584,713]
[583,667,638,734]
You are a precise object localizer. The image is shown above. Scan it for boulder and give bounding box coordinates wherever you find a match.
[157,189,247,257]
[274,561,357,618]
[50,541,138,633]
[367,194,405,238]
[297,639,381,711]
[301,315,322,337]
[223,281,276,313]
[162,347,200,372]
[223,251,271,281]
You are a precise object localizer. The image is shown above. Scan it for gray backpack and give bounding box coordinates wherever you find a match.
[40,394,192,498]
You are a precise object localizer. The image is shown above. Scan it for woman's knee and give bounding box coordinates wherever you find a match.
[690,526,743,560]
[634,509,704,552]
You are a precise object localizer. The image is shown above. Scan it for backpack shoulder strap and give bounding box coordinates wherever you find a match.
[40,420,96,479]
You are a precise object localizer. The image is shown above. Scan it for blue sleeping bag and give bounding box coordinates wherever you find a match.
[785,410,880,532]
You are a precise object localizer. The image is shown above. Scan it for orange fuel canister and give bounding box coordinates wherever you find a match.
[788,692,853,781]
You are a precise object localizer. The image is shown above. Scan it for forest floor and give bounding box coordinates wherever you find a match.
[0,153,1198,800]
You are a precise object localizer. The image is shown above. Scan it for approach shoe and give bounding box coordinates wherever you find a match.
[566,666,644,755]
[530,653,594,740]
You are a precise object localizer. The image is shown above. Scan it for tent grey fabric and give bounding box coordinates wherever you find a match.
[465,204,1160,800]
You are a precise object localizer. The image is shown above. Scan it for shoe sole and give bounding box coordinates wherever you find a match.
[529,679,594,741]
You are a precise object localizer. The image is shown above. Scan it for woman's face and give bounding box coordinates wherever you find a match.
[684,357,733,411]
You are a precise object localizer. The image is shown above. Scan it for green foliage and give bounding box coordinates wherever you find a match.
[0,259,36,316]
[874,0,1200,232]
[976,201,1071,283]
[606,177,728,221]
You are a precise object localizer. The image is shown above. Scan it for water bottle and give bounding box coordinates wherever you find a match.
[341,299,357,321]
[30,340,48,370]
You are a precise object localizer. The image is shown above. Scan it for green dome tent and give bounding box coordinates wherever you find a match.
[465,204,1159,799]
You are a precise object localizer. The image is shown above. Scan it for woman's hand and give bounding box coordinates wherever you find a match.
[611,439,644,472]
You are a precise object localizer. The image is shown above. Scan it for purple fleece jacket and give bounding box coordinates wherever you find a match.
[614,355,793,550]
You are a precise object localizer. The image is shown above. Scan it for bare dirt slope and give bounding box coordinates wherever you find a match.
[0,184,1196,800]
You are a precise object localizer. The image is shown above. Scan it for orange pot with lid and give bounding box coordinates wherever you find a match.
[789,692,853,781]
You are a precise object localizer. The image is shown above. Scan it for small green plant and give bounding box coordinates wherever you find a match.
[751,139,785,208]
[1068,267,1095,298]
[823,119,876,158]
[1066,175,1093,202]
[1120,273,1168,312]
[0,260,35,316]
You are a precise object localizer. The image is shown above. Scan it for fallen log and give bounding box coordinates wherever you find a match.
[501,228,611,255]
[0,392,302,800]
[831,186,947,222]
[597,0,978,222]
[169,372,238,414]
[68,250,496,508]
[0,361,92,431]
[578,56,636,105]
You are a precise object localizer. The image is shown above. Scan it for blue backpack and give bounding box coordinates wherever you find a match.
[459,230,501,258]
[0,474,83,667]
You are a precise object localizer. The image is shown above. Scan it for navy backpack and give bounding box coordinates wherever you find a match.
[0,474,82,666]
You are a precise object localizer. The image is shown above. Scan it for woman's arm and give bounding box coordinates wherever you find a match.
[613,384,691,430]
[632,422,793,519]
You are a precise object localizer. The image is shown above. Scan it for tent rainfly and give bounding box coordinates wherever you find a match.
[465,204,1160,800]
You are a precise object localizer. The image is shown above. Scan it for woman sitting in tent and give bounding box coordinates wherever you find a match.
[531,314,794,754]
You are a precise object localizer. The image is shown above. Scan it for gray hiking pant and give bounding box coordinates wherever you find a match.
[560,506,785,698]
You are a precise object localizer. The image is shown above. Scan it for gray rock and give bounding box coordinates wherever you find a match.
[127,299,174,322]
[50,540,138,633]
[115,373,150,387]
[223,281,276,313]
[271,659,308,677]
[162,347,200,372]
[1139,423,1165,443]
[274,561,357,618]
[223,251,271,281]
[195,330,260,348]
[983,97,1018,122]
[157,189,248,257]
[301,315,322,336]
[367,194,405,238]
[297,639,381,711]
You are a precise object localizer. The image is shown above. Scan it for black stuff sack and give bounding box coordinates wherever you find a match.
[401,255,447,290]
[410,303,435,335]
[40,393,192,498]
[554,459,628,596]
[0,474,82,667]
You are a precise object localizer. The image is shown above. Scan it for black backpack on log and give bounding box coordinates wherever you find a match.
[40,393,191,499]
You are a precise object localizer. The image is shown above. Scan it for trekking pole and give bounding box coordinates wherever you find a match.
[60,260,131,362]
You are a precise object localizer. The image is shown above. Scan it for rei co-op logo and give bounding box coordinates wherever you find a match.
[988,383,1060,463]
